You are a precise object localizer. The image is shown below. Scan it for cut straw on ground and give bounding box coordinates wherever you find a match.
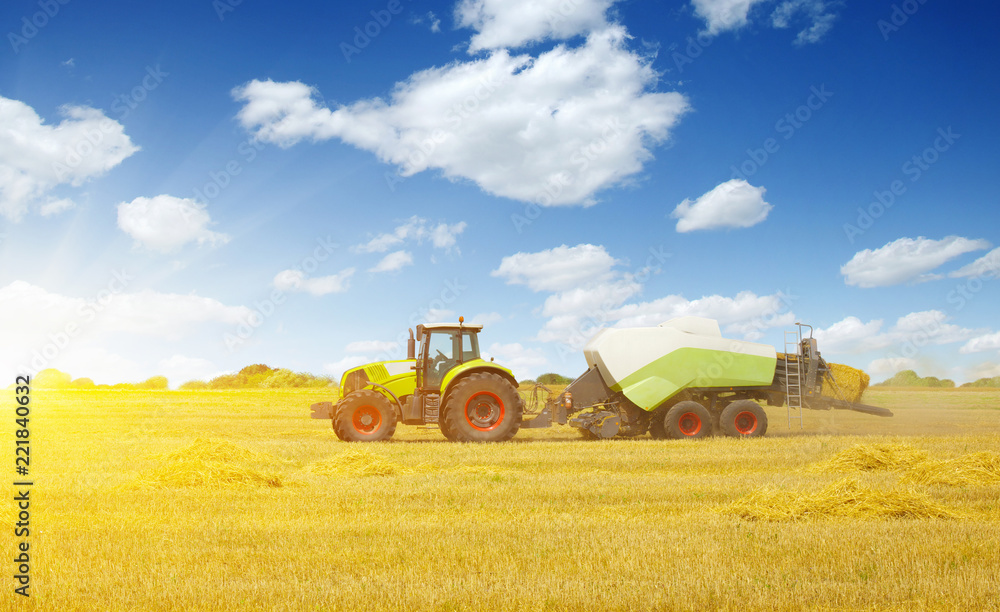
[902,451,1000,487]
[807,443,929,473]
[721,478,966,521]
[133,438,286,488]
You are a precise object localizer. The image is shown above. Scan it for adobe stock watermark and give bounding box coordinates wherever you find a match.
[842,126,959,243]
[341,0,412,63]
[111,65,168,120]
[731,84,834,181]
[511,117,628,234]
[946,255,999,313]
[7,0,71,54]
[877,0,931,41]
[18,269,134,375]
[213,0,245,21]
[669,31,714,74]
[191,136,267,206]
[224,237,339,352]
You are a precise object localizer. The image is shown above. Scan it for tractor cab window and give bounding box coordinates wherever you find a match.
[424,332,457,389]
[461,331,479,361]
[423,330,480,389]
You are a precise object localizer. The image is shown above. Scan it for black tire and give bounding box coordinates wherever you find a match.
[720,400,767,438]
[439,413,460,441]
[649,406,669,440]
[665,401,712,440]
[442,372,523,442]
[333,390,398,442]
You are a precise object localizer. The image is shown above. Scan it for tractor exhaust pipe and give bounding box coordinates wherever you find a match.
[407,328,416,360]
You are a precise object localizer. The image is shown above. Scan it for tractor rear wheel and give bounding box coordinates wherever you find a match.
[720,400,767,438]
[442,372,523,442]
[439,413,460,441]
[334,390,398,442]
[665,401,712,440]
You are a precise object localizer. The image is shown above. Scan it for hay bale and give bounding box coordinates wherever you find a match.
[808,443,928,473]
[722,479,964,521]
[821,363,870,403]
[902,452,1000,487]
[307,448,412,477]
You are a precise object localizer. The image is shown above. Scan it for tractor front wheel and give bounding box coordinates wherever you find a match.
[442,372,523,442]
[665,401,712,440]
[334,390,398,442]
[720,400,767,438]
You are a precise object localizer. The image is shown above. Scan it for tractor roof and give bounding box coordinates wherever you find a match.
[421,322,483,332]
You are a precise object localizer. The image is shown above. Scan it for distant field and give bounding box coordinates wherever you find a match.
[2,387,998,611]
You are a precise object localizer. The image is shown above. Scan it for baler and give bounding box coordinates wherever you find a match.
[523,316,892,439]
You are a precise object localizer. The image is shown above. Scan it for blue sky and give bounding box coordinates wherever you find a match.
[2,0,999,386]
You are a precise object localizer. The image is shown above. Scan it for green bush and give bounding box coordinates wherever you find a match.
[536,373,574,385]
[876,370,955,387]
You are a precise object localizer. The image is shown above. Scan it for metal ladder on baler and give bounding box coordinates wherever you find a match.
[784,329,803,429]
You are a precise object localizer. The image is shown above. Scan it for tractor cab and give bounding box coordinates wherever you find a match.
[411,320,483,391]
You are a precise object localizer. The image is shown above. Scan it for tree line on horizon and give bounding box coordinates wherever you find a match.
[24,365,336,390]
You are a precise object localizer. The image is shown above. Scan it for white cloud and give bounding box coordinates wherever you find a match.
[968,362,1000,380]
[814,316,886,354]
[157,355,219,387]
[0,281,252,381]
[324,356,369,379]
[425,308,455,323]
[610,291,794,339]
[456,0,619,51]
[354,216,466,254]
[841,236,991,288]
[692,0,839,43]
[949,246,1000,279]
[868,357,917,378]
[431,221,467,250]
[692,0,763,34]
[117,195,230,253]
[494,244,793,348]
[273,268,355,295]
[233,26,688,207]
[671,179,772,232]
[484,342,549,378]
[40,197,76,216]
[960,331,1000,355]
[770,0,838,44]
[492,244,619,292]
[369,250,413,273]
[345,340,401,354]
[816,310,981,356]
[0,95,139,221]
[470,311,504,326]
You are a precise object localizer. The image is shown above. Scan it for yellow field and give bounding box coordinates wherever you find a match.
[2,387,999,611]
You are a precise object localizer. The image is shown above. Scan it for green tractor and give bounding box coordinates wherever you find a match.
[311,318,523,442]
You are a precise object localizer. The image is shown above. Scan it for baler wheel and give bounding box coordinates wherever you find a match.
[333,390,398,442]
[720,400,767,438]
[665,401,712,440]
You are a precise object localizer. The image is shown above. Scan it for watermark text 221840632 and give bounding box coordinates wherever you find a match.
[13,375,33,597]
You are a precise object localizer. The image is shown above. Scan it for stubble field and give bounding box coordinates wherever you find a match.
[2,386,999,611]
